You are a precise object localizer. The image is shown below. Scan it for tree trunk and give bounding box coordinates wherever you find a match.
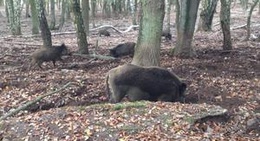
[57,0,61,10]
[104,0,112,18]
[91,0,97,27]
[25,0,30,18]
[111,2,117,17]
[59,0,66,30]
[259,1,260,14]
[49,0,56,30]
[112,1,116,15]
[220,0,232,50]
[116,0,123,14]
[122,0,126,14]
[13,0,22,35]
[175,0,180,34]
[110,0,122,17]
[6,0,14,24]
[36,0,52,48]
[0,0,4,6]
[132,0,137,26]
[45,0,49,15]
[71,0,88,54]
[132,0,165,67]
[126,0,131,15]
[5,1,9,23]
[6,0,22,35]
[241,0,248,10]
[65,0,71,20]
[82,0,89,35]
[173,0,200,58]
[197,0,218,31]
[245,0,259,40]
[137,2,142,23]
[29,0,39,34]
[165,0,171,33]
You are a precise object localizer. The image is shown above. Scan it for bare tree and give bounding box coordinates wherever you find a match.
[245,0,259,40]
[132,0,165,66]
[29,0,39,34]
[197,0,218,31]
[6,0,22,35]
[36,0,52,48]
[82,0,90,35]
[59,0,66,30]
[220,0,232,50]
[49,0,56,30]
[173,0,200,58]
[165,0,172,33]
[71,0,89,54]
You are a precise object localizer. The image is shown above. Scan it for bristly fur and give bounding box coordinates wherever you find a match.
[109,42,136,58]
[106,64,186,103]
[30,43,69,69]
[98,29,110,36]
[161,31,172,40]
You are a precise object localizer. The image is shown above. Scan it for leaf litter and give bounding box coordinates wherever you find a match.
[0,6,259,140]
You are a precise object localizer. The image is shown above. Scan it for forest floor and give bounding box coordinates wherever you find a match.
[0,6,260,141]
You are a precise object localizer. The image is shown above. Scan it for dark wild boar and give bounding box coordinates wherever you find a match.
[106,64,187,103]
[31,43,69,69]
[109,42,136,58]
[161,31,172,41]
[98,29,110,37]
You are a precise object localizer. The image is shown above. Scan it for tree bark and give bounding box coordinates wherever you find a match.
[132,0,165,67]
[25,0,30,18]
[111,2,117,17]
[175,0,180,35]
[241,0,248,10]
[6,0,22,35]
[36,0,52,48]
[0,0,4,6]
[102,0,111,18]
[197,0,218,31]
[30,0,39,34]
[220,0,232,50]
[91,0,97,26]
[173,0,200,58]
[245,0,259,40]
[82,0,89,35]
[5,1,10,23]
[49,0,56,30]
[132,0,138,30]
[259,1,260,14]
[65,0,71,20]
[126,0,131,15]
[59,0,66,30]
[45,0,49,15]
[165,0,172,33]
[71,0,89,54]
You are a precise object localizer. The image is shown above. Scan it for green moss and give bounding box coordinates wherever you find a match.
[184,116,196,124]
[120,125,141,134]
[112,101,147,111]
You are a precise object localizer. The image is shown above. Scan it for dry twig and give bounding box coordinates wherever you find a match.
[0,82,74,121]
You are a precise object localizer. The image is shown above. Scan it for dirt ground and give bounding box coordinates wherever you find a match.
[0,5,259,140]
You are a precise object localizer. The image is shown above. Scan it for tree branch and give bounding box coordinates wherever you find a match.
[0,82,73,121]
[73,53,116,60]
[0,25,140,38]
